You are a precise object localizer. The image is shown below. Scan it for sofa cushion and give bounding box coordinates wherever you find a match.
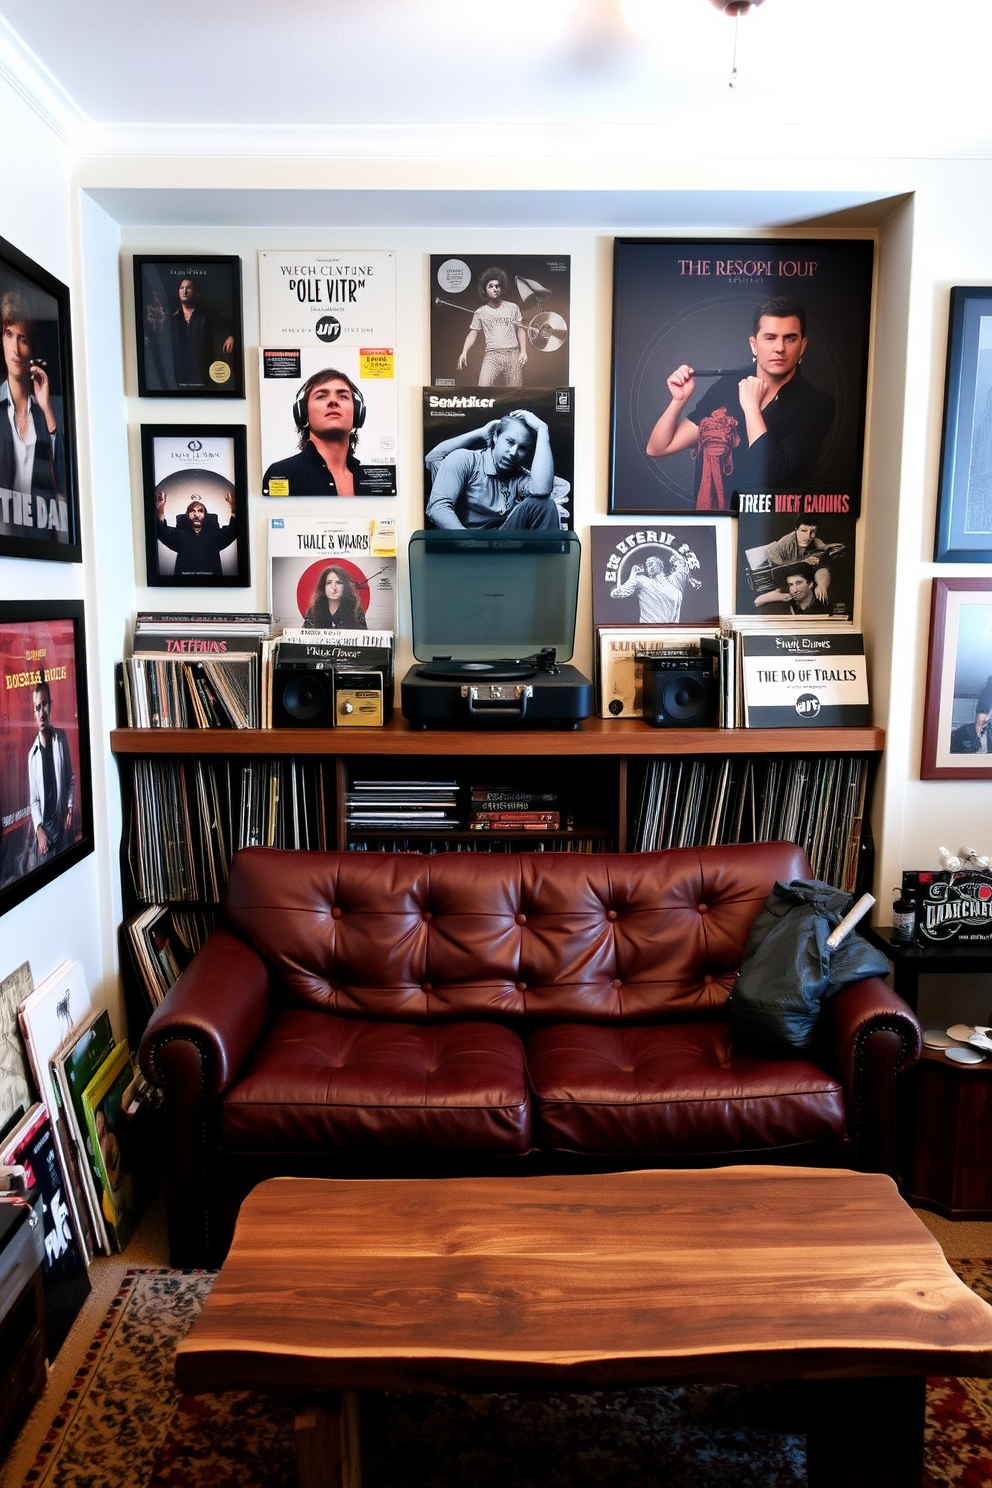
[528,1022,847,1156]
[222,842,811,1024]
[218,1010,531,1156]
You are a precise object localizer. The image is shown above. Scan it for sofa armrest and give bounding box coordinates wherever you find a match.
[817,978,922,1176]
[139,927,272,1100]
[138,927,271,1268]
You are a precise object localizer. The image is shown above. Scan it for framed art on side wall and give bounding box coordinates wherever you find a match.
[609,238,874,517]
[0,235,80,562]
[0,603,93,915]
[934,287,992,561]
[141,425,250,587]
[922,578,992,778]
[133,256,244,398]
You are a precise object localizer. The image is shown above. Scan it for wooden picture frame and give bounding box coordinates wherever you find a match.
[608,238,874,517]
[922,577,992,778]
[934,287,992,562]
[133,255,244,399]
[140,424,250,587]
[0,602,93,914]
[0,234,81,562]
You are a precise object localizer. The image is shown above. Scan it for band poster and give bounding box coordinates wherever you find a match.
[735,497,856,621]
[422,386,574,531]
[0,604,92,914]
[609,238,874,517]
[429,254,570,388]
[268,514,397,633]
[140,425,250,587]
[257,251,397,497]
[590,523,720,628]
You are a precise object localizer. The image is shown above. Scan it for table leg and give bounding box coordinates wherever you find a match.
[804,1376,925,1488]
[295,1391,361,1488]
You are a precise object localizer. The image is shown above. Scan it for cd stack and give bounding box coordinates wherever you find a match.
[345,780,460,833]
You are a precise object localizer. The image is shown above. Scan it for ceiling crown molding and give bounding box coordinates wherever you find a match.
[0,14,88,144]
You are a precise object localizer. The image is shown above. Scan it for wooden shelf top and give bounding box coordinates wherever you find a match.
[110,718,884,758]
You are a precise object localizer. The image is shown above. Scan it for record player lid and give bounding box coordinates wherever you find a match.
[408,529,581,663]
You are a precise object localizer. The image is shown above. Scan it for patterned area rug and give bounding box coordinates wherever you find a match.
[18,1264,992,1487]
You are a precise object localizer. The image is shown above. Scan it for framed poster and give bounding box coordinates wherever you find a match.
[922,578,992,778]
[609,239,874,516]
[423,386,574,530]
[140,425,250,587]
[934,288,992,561]
[0,235,80,562]
[0,602,93,915]
[133,255,244,398]
[429,254,570,388]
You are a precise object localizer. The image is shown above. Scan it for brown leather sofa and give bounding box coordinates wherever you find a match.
[139,841,921,1266]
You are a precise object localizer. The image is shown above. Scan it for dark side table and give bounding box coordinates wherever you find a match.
[867,927,992,1218]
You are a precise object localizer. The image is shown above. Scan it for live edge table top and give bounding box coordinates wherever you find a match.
[176,1167,992,1397]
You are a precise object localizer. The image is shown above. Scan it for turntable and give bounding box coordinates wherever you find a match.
[401,530,593,729]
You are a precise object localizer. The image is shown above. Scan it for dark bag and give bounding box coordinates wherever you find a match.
[731,878,890,1053]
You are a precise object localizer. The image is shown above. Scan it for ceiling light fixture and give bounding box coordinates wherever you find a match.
[709,0,767,89]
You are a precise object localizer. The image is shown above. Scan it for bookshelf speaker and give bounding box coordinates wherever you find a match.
[272,661,336,728]
[641,658,718,729]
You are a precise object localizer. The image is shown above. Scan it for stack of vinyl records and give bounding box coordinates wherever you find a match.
[122,905,215,1010]
[719,618,868,729]
[118,612,271,728]
[346,780,460,832]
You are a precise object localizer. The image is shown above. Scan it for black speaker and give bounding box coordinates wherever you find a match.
[641,657,718,729]
[272,661,336,728]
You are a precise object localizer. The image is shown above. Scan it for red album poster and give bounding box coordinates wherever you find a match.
[0,612,85,901]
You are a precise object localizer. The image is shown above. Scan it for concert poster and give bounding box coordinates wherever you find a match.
[609,238,873,516]
[422,386,574,531]
[735,496,857,621]
[590,523,721,628]
[429,254,570,387]
[0,603,92,914]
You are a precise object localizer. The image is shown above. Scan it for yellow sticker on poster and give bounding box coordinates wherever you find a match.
[359,348,394,379]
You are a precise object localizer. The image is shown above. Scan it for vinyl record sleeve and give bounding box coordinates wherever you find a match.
[422,386,574,530]
[430,254,569,387]
[268,515,397,632]
[740,630,869,727]
[590,523,720,627]
[735,495,857,622]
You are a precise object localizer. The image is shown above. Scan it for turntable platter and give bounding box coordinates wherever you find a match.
[417,658,539,682]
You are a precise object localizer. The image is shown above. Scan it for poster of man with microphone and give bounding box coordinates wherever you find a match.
[609,239,873,516]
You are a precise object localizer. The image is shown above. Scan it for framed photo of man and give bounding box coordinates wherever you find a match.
[934,287,992,562]
[922,578,992,779]
[133,256,245,398]
[609,238,874,516]
[0,235,80,562]
[0,602,93,915]
[140,425,250,587]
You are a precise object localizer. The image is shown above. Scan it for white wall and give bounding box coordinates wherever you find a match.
[0,79,116,1024]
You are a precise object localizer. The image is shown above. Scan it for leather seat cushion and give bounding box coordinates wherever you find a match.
[528,1022,847,1156]
[219,1009,531,1156]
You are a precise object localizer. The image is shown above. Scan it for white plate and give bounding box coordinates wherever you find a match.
[946,1046,986,1064]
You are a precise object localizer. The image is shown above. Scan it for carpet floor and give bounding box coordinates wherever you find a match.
[11,1263,992,1487]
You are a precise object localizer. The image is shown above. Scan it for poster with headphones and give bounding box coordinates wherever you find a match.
[139,424,250,587]
[609,238,873,516]
[268,515,397,632]
[422,386,574,531]
[429,254,570,389]
[258,250,397,497]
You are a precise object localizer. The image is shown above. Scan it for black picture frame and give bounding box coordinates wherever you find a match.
[934,288,992,562]
[0,602,93,916]
[133,255,244,399]
[0,235,81,563]
[140,424,250,587]
[608,238,874,517]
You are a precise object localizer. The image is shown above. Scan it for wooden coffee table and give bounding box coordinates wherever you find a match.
[177,1167,992,1488]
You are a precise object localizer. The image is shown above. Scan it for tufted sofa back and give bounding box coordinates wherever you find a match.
[223,842,811,1025]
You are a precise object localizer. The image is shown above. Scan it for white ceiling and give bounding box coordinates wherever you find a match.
[1,0,989,159]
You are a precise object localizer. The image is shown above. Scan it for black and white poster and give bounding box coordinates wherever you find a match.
[258,251,396,497]
[609,238,873,515]
[590,523,720,627]
[735,495,856,621]
[422,386,574,531]
[140,425,250,587]
[741,631,869,728]
[430,254,569,388]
